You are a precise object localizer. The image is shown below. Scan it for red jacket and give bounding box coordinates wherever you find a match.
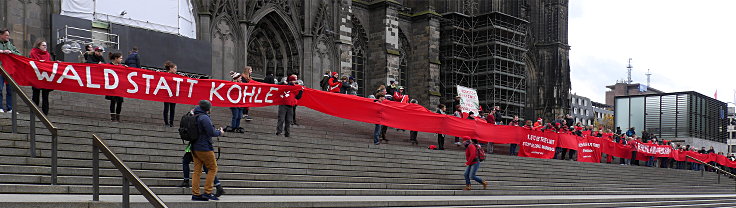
[327,77,342,92]
[30,48,51,61]
[485,114,495,124]
[465,143,478,166]
[283,84,303,106]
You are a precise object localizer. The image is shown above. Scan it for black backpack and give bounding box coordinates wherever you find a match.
[178,112,201,143]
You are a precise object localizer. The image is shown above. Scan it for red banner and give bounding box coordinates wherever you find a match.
[577,136,602,163]
[633,142,673,158]
[601,140,632,159]
[518,130,557,159]
[558,134,580,150]
[0,54,301,107]
[3,54,735,169]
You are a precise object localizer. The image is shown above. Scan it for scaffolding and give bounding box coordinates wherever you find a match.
[440,12,528,120]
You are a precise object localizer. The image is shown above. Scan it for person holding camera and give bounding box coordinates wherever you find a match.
[190,100,224,201]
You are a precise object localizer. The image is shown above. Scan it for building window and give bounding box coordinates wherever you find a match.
[585,110,589,116]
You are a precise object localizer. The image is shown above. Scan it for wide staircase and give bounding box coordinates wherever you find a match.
[0,87,735,207]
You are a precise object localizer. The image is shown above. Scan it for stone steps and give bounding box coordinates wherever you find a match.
[0,89,735,206]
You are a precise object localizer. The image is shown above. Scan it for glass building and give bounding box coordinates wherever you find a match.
[615,91,727,143]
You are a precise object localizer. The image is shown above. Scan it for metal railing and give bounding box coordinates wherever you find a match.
[0,64,59,184]
[686,155,736,192]
[92,134,168,208]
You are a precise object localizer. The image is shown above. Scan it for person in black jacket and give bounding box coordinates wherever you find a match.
[493,106,502,125]
[124,47,140,68]
[435,104,447,150]
[105,52,124,122]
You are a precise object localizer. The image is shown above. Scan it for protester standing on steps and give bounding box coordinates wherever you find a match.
[347,77,358,95]
[319,70,331,91]
[28,39,54,115]
[0,29,20,114]
[327,72,342,93]
[240,66,254,121]
[290,72,304,126]
[408,99,420,145]
[191,100,224,201]
[85,46,105,64]
[106,52,125,122]
[180,140,224,197]
[226,71,245,133]
[276,75,303,137]
[463,139,488,191]
[372,93,387,145]
[435,104,447,150]
[162,61,178,127]
[124,47,140,68]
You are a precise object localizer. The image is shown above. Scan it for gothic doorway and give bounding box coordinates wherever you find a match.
[247,12,300,80]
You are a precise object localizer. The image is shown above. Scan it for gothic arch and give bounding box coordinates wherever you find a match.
[210,14,241,80]
[247,9,302,80]
[398,29,410,94]
[351,16,368,96]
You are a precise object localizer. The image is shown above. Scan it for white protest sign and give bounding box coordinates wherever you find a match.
[456,85,479,116]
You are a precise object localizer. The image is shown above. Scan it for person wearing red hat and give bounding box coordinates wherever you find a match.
[327,72,342,93]
[276,75,303,137]
[86,46,105,64]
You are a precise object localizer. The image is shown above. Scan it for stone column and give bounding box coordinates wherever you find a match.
[302,0,315,88]
[336,0,353,77]
[240,21,249,67]
[409,11,441,108]
[366,1,400,91]
[198,13,212,43]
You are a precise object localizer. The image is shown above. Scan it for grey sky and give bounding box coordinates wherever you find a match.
[569,0,736,104]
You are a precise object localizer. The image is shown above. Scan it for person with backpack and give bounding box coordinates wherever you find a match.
[179,141,224,197]
[276,75,304,137]
[463,139,488,191]
[186,100,224,201]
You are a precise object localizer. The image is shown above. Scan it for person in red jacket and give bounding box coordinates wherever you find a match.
[276,75,304,137]
[327,72,342,93]
[463,139,488,191]
[29,40,54,115]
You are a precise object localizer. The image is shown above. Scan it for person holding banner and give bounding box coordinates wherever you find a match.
[105,53,125,122]
[373,93,387,145]
[29,40,54,115]
[0,29,19,114]
[435,104,447,150]
[327,72,342,93]
[162,61,178,127]
[463,139,488,191]
[276,75,303,137]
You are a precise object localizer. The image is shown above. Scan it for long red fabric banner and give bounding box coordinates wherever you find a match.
[1,54,733,168]
[0,54,301,107]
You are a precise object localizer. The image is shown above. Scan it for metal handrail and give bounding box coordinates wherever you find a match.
[0,64,59,184]
[92,134,167,208]
[686,155,736,192]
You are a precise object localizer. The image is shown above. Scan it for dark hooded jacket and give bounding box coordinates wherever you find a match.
[191,106,222,151]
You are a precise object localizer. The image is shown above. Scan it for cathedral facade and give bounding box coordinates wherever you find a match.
[2,0,570,121]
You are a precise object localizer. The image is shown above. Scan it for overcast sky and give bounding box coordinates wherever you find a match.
[569,0,736,104]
